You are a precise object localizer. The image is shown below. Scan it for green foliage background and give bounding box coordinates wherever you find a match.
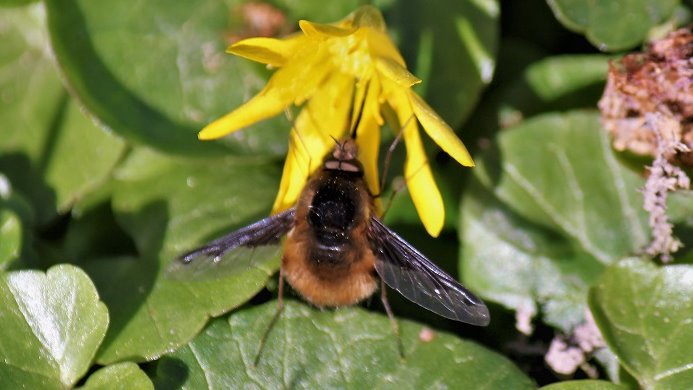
[1,0,692,388]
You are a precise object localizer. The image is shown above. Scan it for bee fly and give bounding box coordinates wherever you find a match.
[171,138,489,360]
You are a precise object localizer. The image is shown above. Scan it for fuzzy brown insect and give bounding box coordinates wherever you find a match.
[172,138,489,330]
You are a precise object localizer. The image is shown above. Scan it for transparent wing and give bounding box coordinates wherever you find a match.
[368,217,490,325]
[166,208,295,281]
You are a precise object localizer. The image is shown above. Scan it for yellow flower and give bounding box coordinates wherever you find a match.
[199,6,474,237]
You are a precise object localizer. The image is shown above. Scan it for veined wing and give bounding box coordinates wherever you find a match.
[367,217,490,325]
[166,208,295,280]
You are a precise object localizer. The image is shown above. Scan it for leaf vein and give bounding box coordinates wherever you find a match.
[503,163,610,262]
[600,130,647,246]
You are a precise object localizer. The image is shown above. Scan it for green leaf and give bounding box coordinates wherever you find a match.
[0,4,126,225]
[541,379,629,389]
[669,190,693,224]
[547,0,679,51]
[43,98,126,213]
[80,362,153,390]
[153,301,534,389]
[0,4,64,225]
[464,53,610,162]
[0,177,37,267]
[499,55,609,126]
[386,0,499,128]
[275,0,362,22]
[0,209,21,268]
[45,0,288,157]
[0,0,38,6]
[372,17,508,230]
[589,258,693,389]
[0,264,109,388]
[87,148,281,363]
[460,111,649,330]
[62,200,137,261]
[111,148,280,257]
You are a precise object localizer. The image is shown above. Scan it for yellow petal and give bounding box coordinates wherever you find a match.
[382,79,444,236]
[272,71,355,211]
[299,20,355,38]
[199,90,287,140]
[297,70,355,143]
[375,57,421,88]
[280,43,333,106]
[354,78,383,202]
[297,71,354,148]
[402,119,444,237]
[409,92,475,167]
[355,119,381,214]
[351,5,386,31]
[199,43,331,140]
[227,35,304,67]
[272,137,308,212]
[364,27,406,66]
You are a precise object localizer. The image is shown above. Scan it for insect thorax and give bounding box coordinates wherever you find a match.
[307,170,365,254]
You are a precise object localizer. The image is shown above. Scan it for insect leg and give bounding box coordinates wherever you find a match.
[253,267,286,366]
[380,278,405,359]
[378,115,415,220]
[379,123,406,194]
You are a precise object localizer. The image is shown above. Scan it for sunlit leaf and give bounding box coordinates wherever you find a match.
[45,0,291,157]
[460,111,649,330]
[0,209,21,268]
[153,301,534,389]
[0,4,125,224]
[541,379,629,389]
[43,99,126,212]
[0,264,109,388]
[80,362,153,390]
[590,258,693,389]
[88,148,281,363]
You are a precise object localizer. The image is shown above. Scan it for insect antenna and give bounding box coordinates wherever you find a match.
[328,133,340,146]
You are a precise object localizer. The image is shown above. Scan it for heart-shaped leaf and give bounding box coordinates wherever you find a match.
[86,148,282,363]
[0,264,109,388]
[80,362,152,390]
[153,301,534,389]
[547,0,679,51]
[589,258,693,389]
[460,111,649,330]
